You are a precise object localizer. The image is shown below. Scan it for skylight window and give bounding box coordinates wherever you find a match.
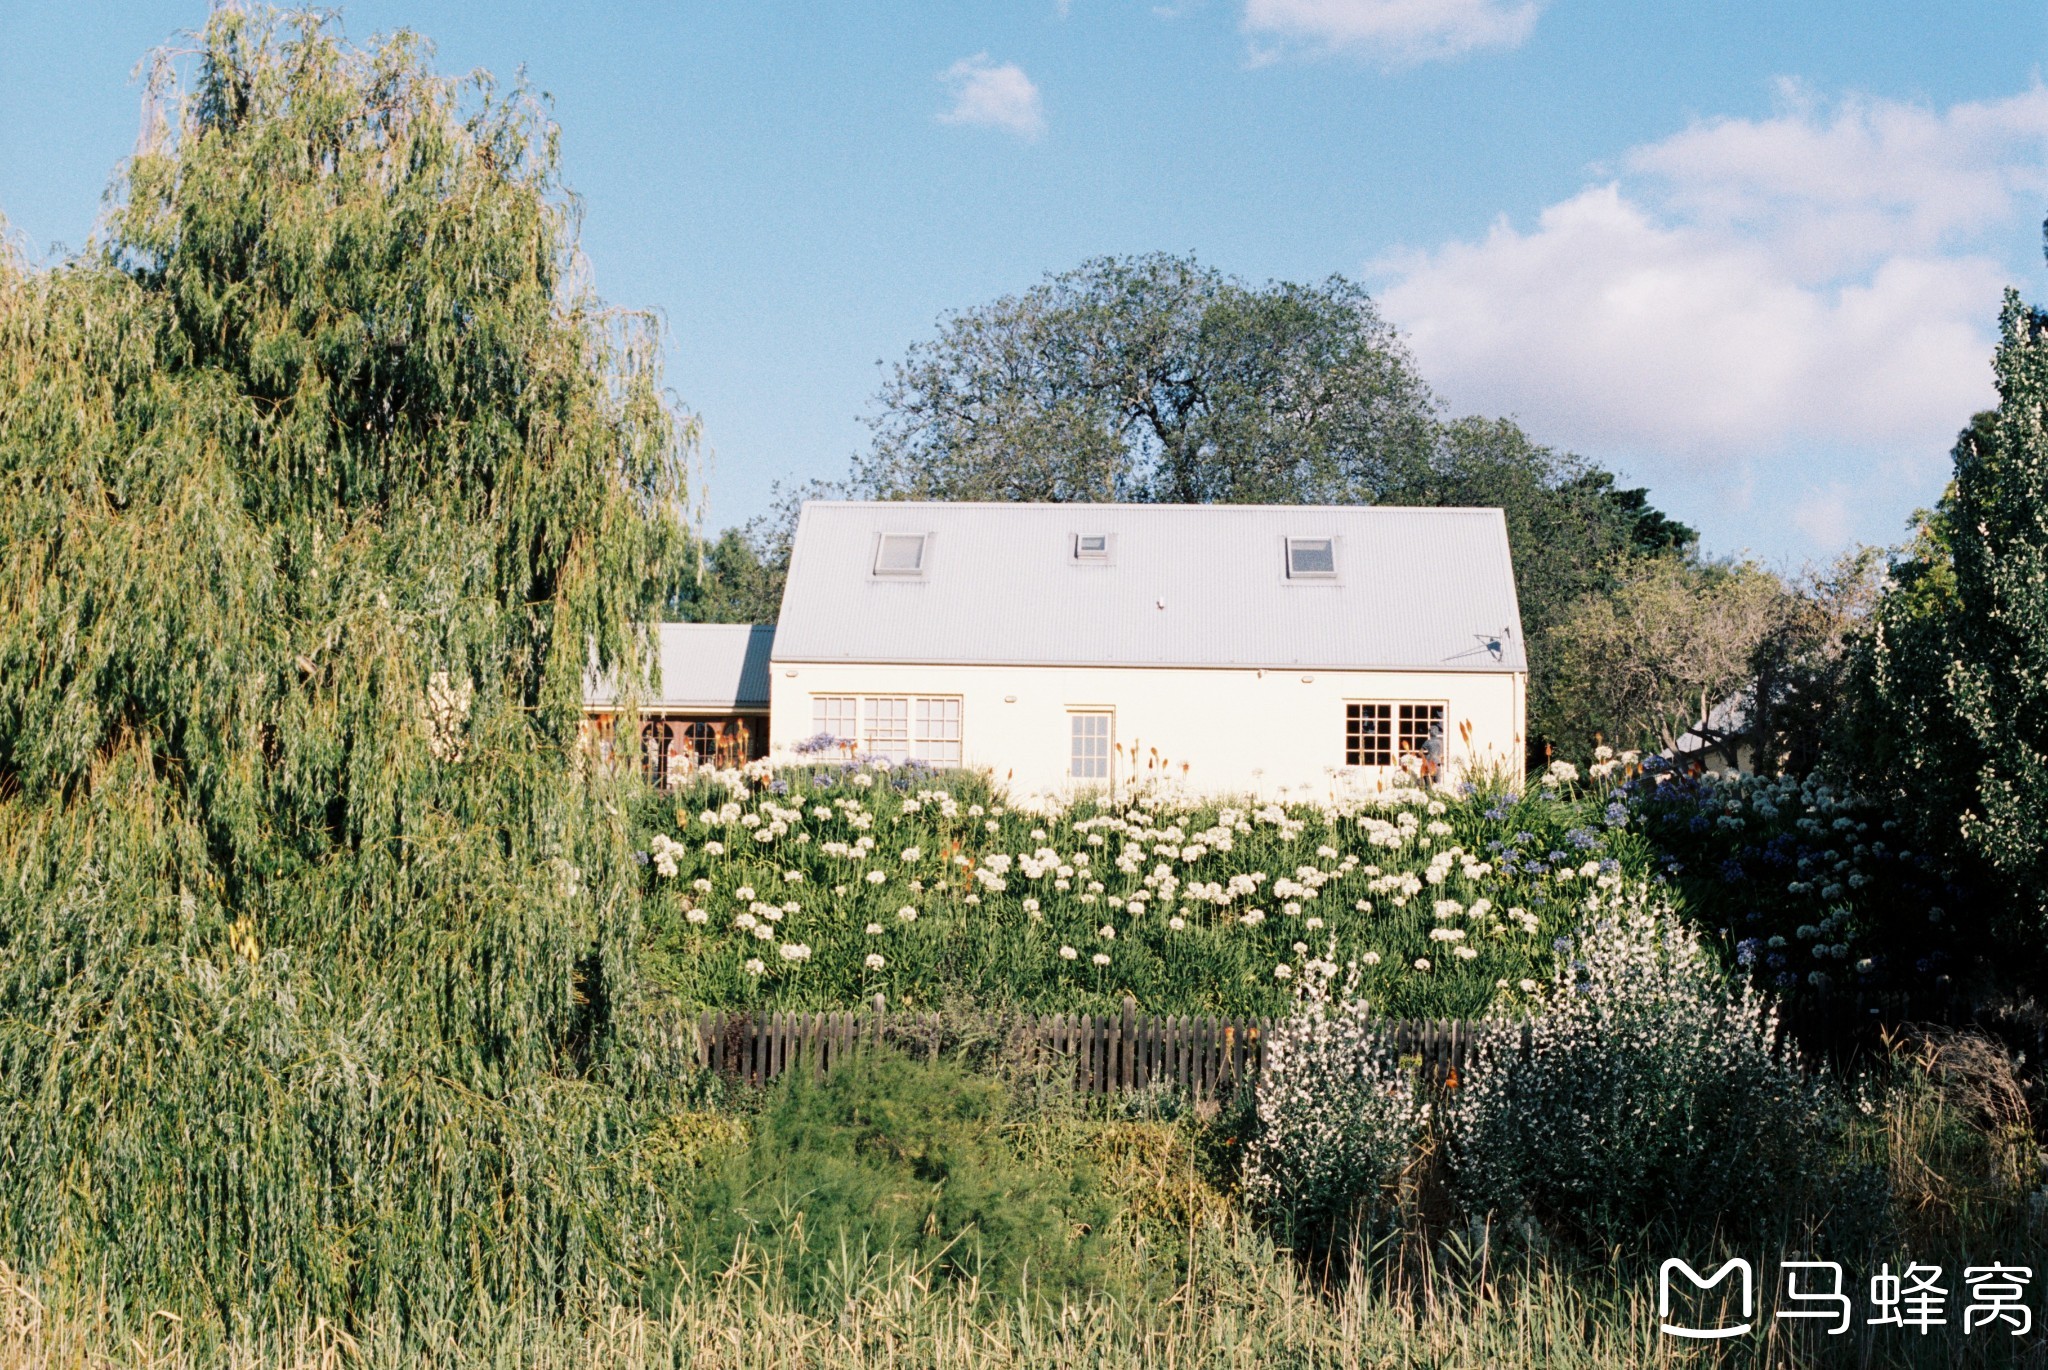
[1072,533,1112,563]
[873,533,930,578]
[1286,537,1337,580]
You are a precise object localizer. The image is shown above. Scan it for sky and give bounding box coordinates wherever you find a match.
[4,1,2047,565]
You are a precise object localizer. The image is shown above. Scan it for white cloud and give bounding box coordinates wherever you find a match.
[1243,0,1541,66]
[937,55,1046,141]
[1374,88,2048,552]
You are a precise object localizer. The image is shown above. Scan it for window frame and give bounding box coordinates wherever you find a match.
[1070,532,1114,565]
[1069,710,1114,784]
[1344,700,1447,770]
[1284,536,1339,582]
[871,532,932,579]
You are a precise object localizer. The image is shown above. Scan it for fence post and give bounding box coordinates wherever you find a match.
[1120,995,1136,1092]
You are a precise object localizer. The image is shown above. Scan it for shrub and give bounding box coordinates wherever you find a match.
[677,1051,1116,1308]
[1241,985,1425,1252]
[1444,889,1840,1244]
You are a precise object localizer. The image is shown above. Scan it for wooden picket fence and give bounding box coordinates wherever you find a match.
[690,995,1505,1096]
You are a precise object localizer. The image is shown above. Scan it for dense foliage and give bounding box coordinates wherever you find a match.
[677,1054,1116,1309]
[1626,767,1974,1008]
[1848,292,2048,937]
[638,762,1656,1018]
[0,12,695,1325]
[1444,896,1843,1244]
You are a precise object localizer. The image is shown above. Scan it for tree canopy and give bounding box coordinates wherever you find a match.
[0,11,694,1321]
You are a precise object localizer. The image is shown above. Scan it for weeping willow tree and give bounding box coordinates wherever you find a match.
[0,11,698,1327]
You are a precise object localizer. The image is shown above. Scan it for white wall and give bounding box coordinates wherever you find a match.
[768,661,1525,801]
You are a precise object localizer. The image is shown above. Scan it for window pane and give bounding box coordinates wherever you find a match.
[1399,704,1446,767]
[875,534,926,574]
[1345,703,1391,767]
[914,697,962,766]
[1288,538,1336,577]
[864,696,910,760]
[813,696,858,748]
[1070,713,1111,780]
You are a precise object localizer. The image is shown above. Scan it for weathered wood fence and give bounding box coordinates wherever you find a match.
[691,995,1501,1096]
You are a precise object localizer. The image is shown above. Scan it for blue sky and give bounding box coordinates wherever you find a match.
[5,2,2047,564]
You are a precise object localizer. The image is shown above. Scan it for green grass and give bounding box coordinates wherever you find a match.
[637,765,1653,1018]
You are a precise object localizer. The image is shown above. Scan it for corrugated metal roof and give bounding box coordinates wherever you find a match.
[588,624,775,710]
[771,502,1526,673]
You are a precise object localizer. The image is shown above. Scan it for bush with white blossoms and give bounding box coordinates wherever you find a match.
[634,759,1657,1015]
[1444,887,1840,1243]
[1242,977,1425,1250]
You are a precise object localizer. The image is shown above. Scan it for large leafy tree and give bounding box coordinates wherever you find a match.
[0,13,693,1322]
[1853,292,2048,929]
[851,253,1439,504]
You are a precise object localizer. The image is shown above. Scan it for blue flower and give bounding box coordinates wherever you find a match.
[1552,936,1573,953]
[1604,801,1629,829]
[1735,938,1760,966]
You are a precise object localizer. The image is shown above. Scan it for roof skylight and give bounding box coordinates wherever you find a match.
[873,533,930,577]
[1285,537,1337,580]
[1072,533,1111,563]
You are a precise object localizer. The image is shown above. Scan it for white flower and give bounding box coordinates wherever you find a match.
[1274,964,1293,980]
[897,905,918,922]
[865,870,886,885]
[1022,897,1040,913]
[864,922,883,935]
[1361,951,1381,965]
[1518,978,1539,993]
[778,943,811,962]
[1240,910,1266,927]
[704,841,726,856]
[1092,952,1112,966]
[735,885,756,902]
[742,958,765,976]
[685,908,709,925]
[1168,916,1186,930]
[1059,945,1078,960]
[1414,957,1432,971]
[900,847,921,863]
[864,953,886,970]
[1098,925,1115,940]
[783,870,804,883]
[692,877,713,894]
[1283,901,1302,916]
[1454,945,1478,960]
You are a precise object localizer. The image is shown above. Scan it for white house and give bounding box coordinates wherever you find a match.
[756,501,1528,798]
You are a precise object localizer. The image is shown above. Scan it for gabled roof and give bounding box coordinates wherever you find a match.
[771,502,1526,673]
[587,623,774,711]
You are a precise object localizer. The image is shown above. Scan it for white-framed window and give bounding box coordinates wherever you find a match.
[872,532,930,578]
[1285,536,1338,580]
[1071,533,1112,564]
[814,693,964,765]
[914,697,962,765]
[1346,701,1445,768]
[813,696,858,745]
[1070,711,1112,781]
[864,696,911,760]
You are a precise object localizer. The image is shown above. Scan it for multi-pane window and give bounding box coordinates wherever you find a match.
[914,697,962,765]
[641,720,676,789]
[1070,712,1112,781]
[864,696,911,760]
[814,694,963,765]
[1346,702,1446,768]
[1345,704,1392,766]
[813,696,859,744]
[1397,704,1446,767]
